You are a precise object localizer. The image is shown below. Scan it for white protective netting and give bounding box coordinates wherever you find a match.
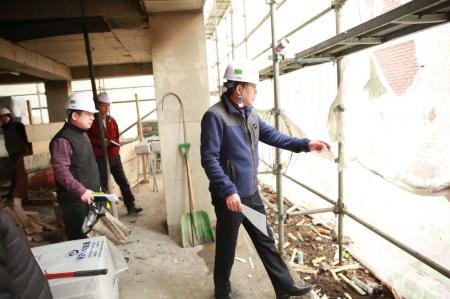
[328,54,450,198]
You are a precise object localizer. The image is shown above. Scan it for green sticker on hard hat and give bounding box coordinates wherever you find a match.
[69,99,76,104]
[234,68,243,75]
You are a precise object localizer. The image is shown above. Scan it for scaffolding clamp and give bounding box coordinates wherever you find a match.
[277,211,285,222]
[334,201,345,214]
[270,107,282,117]
[332,0,347,9]
[268,53,284,62]
[265,0,282,5]
[272,162,286,175]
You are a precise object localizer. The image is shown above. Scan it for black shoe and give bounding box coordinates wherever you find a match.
[215,293,234,299]
[127,206,143,215]
[276,283,312,299]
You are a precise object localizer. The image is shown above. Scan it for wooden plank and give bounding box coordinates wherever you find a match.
[338,273,366,295]
[290,264,319,275]
[331,263,360,273]
[312,256,327,267]
[29,220,44,233]
[29,215,58,231]
[12,197,36,234]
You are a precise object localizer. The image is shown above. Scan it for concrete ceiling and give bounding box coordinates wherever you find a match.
[0,0,205,83]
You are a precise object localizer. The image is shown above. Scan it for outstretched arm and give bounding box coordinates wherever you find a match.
[259,117,310,152]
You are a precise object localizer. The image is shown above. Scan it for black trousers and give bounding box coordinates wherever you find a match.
[97,155,136,209]
[213,191,294,296]
[59,200,89,240]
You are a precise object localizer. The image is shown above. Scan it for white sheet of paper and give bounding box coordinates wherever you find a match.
[241,204,269,237]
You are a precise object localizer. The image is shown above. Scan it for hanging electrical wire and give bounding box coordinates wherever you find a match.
[257,109,306,172]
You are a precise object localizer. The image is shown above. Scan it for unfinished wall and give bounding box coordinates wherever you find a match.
[149,11,213,241]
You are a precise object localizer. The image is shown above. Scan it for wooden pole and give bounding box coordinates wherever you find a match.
[26,100,33,124]
[135,94,149,183]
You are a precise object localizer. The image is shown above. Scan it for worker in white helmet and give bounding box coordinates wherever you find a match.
[49,92,101,240]
[87,92,142,215]
[200,60,330,299]
[0,106,31,202]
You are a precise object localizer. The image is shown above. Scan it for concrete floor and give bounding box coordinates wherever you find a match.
[117,175,313,299]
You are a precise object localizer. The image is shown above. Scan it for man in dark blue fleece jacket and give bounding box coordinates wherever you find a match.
[201,60,330,299]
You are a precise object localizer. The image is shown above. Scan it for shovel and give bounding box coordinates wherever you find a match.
[179,143,215,247]
[161,92,214,247]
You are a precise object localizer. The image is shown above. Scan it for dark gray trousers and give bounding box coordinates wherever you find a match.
[213,191,294,296]
[97,155,136,209]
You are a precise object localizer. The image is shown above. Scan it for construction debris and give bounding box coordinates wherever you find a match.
[312,256,326,267]
[2,197,62,243]
[331,263,360,274]
[289,264,319,275]
[248,257,254,269]
[338,273,367,295]
[260,184,396,299]
[235,257,247,263]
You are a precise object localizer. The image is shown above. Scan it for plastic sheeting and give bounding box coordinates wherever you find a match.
[328,53,450,197]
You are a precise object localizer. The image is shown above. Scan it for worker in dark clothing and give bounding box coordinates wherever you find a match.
[50,92,101,240]
[201,60,330,299]
[87,92,142,215]
[0,210,53,299]
[0,107,31,202]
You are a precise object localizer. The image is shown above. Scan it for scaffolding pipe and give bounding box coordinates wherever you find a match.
[243,0,249,58]
[334,0,345,266]
[225,15,230,62]
[261,194,278,214]
[230,0,236,60]
[343,209,450,279]
[283,173,337,206]
[253,5,334,60]
[113,98,154,104]
[236,0,287,49]
[119,108,156,137]
[288,207,334,217]
[215,4,222,94]
[268,0,285,254]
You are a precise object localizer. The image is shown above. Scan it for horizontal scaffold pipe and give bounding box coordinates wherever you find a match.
[119,108,157,137]
[343,208,450,279]
[253,5,334,60]
[235,0,288,49]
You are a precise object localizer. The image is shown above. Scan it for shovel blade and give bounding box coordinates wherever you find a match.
[181,211,215,247]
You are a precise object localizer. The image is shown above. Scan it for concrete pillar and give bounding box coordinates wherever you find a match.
[44,80,72,122]
[150,12,213,241]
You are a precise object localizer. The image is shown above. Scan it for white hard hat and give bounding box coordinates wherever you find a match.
[98,92,112,104]
[223,59,259,85]
[65,92,98,113]
[0,107,11,115]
